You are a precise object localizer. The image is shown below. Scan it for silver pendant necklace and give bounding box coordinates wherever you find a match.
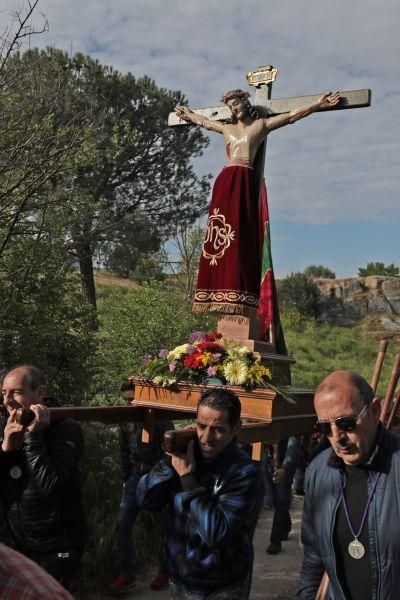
[339,470,381,560]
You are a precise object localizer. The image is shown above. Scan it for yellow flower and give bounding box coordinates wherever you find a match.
[223,360,248,385]
[167,343,193,361]
[247,363,272,385]
[201,352,212,366]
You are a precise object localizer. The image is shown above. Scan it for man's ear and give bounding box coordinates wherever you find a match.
[371,397,382,423]
[36,384,47,404]
[232,419,242,436]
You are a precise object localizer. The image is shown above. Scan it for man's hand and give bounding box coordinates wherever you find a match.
[170,440,196,477]
[318,91,341,109]
[272,467,287,485]
[175,105,194,122]
[1,408,25,452]
[26,404,50,433]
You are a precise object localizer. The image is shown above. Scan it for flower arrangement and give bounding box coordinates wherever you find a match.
[140,331,294,401]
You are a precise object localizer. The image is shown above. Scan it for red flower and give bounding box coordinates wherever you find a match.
[196,342,222,352]
[204,332,222,342]
[183,352,203,369]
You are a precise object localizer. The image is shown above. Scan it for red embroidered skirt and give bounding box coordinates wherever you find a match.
[193,164,263,317]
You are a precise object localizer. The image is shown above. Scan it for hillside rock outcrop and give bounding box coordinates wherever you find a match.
[315,276,400,329]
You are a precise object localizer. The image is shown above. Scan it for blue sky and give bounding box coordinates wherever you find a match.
[4,0,399,277]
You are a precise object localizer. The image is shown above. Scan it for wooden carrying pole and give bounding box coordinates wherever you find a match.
[380,354,400,423]
[370,340,388,394]
[386,389,400,430]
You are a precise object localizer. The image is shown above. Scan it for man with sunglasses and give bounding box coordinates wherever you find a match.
[298,370,400,600]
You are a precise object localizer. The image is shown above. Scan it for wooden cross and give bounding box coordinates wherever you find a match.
[169,64,371,187]
[168,66,371,350]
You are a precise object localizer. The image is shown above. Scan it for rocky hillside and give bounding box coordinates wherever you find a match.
[315,276,400,333]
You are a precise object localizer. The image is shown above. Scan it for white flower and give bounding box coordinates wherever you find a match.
[223,360,248,385]
[238,345,251,355]
[167,343,194,361]
[153,376,163,385]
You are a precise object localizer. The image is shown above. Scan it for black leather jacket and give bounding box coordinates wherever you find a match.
[0,408,86,556]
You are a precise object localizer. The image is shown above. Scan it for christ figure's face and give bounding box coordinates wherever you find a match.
[226,97,249,120]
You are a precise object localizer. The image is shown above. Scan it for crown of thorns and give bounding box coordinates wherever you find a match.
[220,89,251,104]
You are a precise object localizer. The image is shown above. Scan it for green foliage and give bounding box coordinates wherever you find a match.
[76,422,164,597]
[101,212,165,280]
[278,272,320,317]
[358,262,399,277]
[285,321,398,395]
[95,281,216,397]
[0,236,96,404]
[167,224,204,298]
[2,44,212,308]
[281,309,315,333]
[304,264,336,279]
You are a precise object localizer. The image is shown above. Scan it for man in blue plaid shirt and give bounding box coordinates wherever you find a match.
[137,389,264,600]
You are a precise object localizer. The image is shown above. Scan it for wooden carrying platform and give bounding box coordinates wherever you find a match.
[132,377,316,444]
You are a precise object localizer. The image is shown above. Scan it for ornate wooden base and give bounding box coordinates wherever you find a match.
[217,315,294,384]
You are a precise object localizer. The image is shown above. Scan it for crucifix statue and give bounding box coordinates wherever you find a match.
[169,66,371,355]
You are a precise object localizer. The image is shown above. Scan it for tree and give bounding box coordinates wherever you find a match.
[358,262,399,278]
[0,233,96,404]
[0,3,96,400]
[304,265,336,279]
[278,272,320,317]
[100,212,164,279]
[0,5,88,262]
[166,224,204,298]
[10,48,211,310]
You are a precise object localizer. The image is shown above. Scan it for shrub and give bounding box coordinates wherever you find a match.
[95,281,216,398]
[358,262,399,277]
[304,265,336,279]
[278,272,320,318]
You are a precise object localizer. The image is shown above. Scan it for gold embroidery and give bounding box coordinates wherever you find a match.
[194,289,259,307]
[202,209,235,266]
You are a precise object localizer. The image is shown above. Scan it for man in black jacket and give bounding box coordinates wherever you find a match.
[0,365,86,589]
[298,370,400,600]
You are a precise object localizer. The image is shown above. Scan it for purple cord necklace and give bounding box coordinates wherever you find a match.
[339,470,381,559]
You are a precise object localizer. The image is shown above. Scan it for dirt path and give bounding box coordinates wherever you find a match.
[112,496,304,600]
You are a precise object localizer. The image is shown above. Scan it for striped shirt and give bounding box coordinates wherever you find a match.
[0,542,73,599]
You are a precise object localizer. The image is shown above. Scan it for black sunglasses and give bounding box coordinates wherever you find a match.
[315,403,369,437]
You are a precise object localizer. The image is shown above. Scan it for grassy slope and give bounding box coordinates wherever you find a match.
[285,322,398,396]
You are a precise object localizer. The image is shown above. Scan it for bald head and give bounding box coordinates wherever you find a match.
[314,370,381,466]
[315,371,374,408]
[2,365,47,412]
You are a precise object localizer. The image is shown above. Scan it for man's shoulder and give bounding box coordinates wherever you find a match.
[222,443,261,477]
[47,418,84,446]
[50,417,82,433]
[306,447,332,481]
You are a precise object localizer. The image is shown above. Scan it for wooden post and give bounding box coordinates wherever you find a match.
[370,339,388,394]
[380,354,400,423]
